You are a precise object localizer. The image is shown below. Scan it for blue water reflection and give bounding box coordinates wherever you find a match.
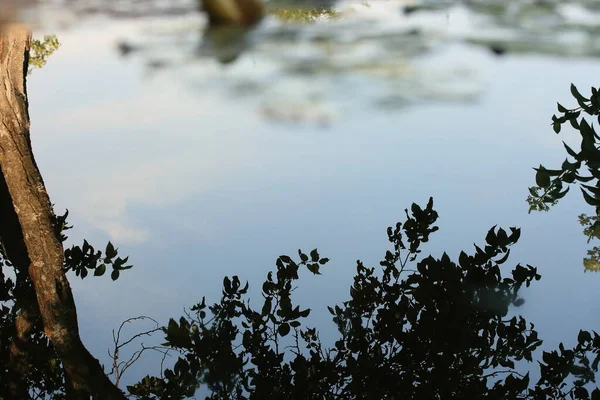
[27,19,600,386]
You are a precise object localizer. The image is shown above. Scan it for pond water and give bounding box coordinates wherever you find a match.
[20,0,600,387]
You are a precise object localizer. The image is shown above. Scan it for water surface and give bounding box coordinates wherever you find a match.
[25,0,600,386]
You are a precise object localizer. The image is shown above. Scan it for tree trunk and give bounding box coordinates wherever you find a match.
[6,280,39,399]
[0,24,126,399]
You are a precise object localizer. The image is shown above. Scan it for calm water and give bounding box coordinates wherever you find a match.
[23,0,600,386]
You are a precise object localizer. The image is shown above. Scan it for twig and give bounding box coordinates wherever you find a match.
[107,316,168,388]
[482,369,525,379]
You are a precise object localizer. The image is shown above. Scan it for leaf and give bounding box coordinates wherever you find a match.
[307,263,321,275]
[111,269,120,281]
[310,249,319,262]
[578,330,592,345]
[563,142,580,159]
[580,119,595,144]
[299,308,311,318]
[581,188,600,206]
[278,323,290,337]
[571,83,587,103]
[485,225,498,246]
[557,102,568,112]
[299,250,308,263]
[113,257,128,269]
[94,264,106,276]
[509,227,521,243]
[262,297,272,317]
[426,197,434,211]
[535,167,551,188]
[223,276,232,295]
[496,249,510,265]
[553,122,561,134]
[105,241,117,259]
[411,203,423,217]
[167,318,178,336]
[555,187,570,199]
[582,184,600,196]
[458,251,470,268]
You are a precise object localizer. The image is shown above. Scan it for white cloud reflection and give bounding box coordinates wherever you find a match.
[31,22,267,243]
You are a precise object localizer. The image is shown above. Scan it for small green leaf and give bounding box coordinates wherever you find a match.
[94,264,106,276]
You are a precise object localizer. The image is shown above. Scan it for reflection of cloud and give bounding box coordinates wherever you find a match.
[30,24,263,243]
[54,86,232,130]
[59,85,263,243]
[98,221,149,243]
[29,16,600,247]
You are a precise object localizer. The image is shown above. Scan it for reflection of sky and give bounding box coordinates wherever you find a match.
[28,20,600,388]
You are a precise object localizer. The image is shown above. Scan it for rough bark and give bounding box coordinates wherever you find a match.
[0,24,126,399]
[0,154,37,398]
